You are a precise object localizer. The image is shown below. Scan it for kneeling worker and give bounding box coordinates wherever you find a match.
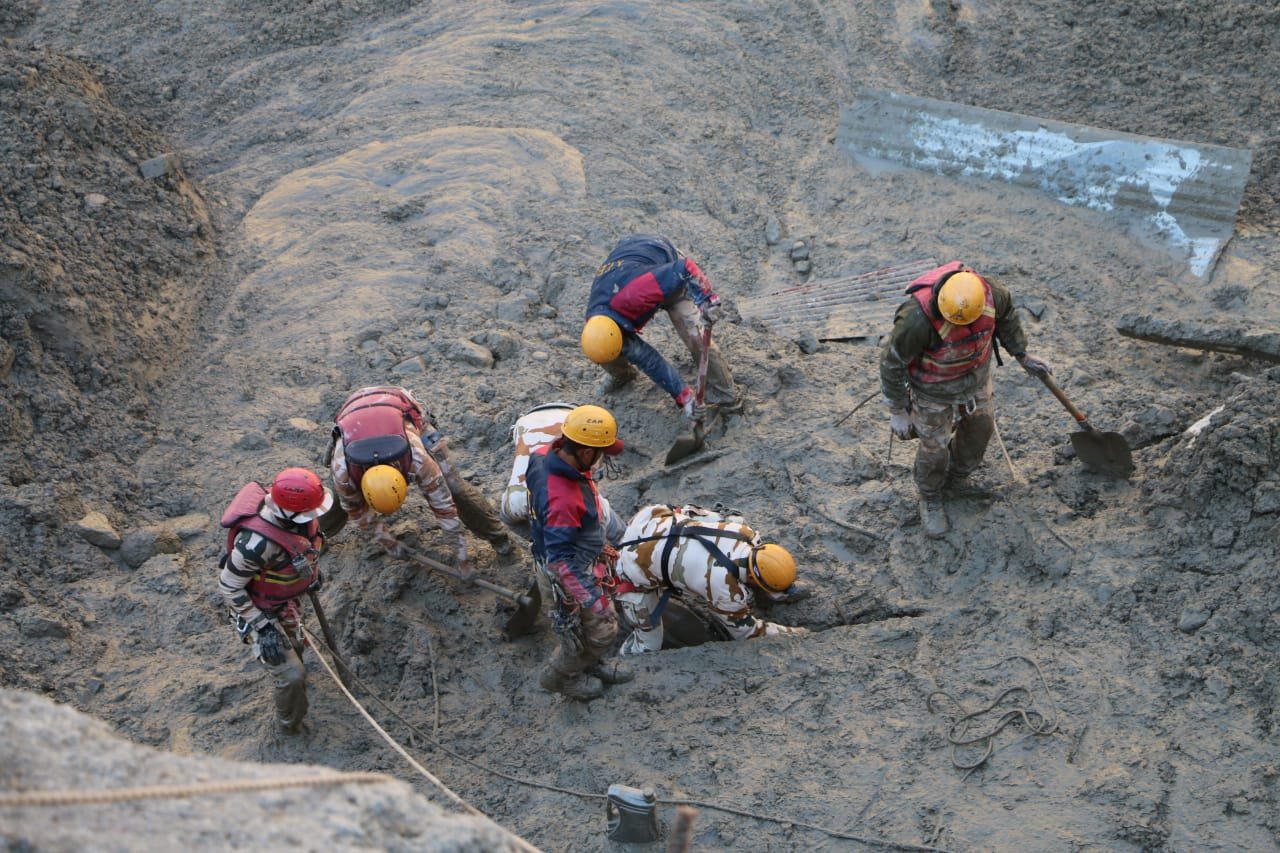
[613,503,809,656]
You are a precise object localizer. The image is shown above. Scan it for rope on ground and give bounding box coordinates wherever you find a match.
[0,771,391,808]
[304,629,950,852]
[299,624,541,853]
[926,654,1061,774]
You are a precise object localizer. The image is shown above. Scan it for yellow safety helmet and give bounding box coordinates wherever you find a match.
[936,271,986,326]
[581,315,623,364]
[747,543,797,593]
[560,404,624,454]
[361,464,408,514]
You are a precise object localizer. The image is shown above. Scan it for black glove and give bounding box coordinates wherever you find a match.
[256,623,287,666]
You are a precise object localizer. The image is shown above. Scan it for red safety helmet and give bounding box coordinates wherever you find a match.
[268,467,333,522]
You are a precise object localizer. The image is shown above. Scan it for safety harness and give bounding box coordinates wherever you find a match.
[616,520,756,626]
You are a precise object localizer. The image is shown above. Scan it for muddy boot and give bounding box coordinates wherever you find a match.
[589,658,635,685]
[918,496,949,539]
[597,365,638,396]
[539,664,604,701]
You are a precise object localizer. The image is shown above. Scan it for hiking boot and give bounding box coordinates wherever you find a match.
[596,369,638,396]
[539,666,605,701]
[918,496,949,538]
[589,659,636,685]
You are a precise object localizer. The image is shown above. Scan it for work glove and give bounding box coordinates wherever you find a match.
[372,523,404,557]
[255,622,287,666]
[700,294,722,326]
[679,393,705,425]
[1017,353,1051,378]
[889,408,914,440]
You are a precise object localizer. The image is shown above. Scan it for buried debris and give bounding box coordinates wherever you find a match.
[1116,313,1280,364]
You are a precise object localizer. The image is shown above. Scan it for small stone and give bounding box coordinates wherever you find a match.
[789,240,809,261]
[166,513,211,539]
[232,431,270,451]
[530,350,549,361]
[795,331,820,354]
[764,216,782,245]
[1211,527,1235,548]
[452,340,494,369]
[139,152,178,179]
[794,259,812,274]
[1177,608,1210,633]
[286,417,319,433]
[75,511,121,549]
[83,193,108,212]
[392,356,426,375]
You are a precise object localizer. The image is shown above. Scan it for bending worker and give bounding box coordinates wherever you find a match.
[879,262,1050,538]
[613,503,809,656]
[328,385,515,574]
[580,234,743,425]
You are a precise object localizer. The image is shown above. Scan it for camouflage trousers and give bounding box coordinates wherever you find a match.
[908,387,995,499]
[430,436,513,549]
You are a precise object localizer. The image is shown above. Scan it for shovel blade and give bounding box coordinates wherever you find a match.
[664,426,705,466]
[502,578,542,639]
[1070,429,1134,477]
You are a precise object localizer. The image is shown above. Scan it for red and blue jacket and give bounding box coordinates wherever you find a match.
[584,234,716,399]
[525,444,608,610]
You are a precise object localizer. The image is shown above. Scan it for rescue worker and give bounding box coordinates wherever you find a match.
[613,504,809,655]
[581,234,743,425]
[525,404,634,701]
[879,262,1050,537]
[328,386,515,574]
[217,467,332,733]
[498,401,624,543]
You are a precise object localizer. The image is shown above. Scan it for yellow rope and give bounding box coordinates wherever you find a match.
[0,771,391,808]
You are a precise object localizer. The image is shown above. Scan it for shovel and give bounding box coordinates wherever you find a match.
[1035,371,1134,477]
[400,545,536,607]
[665,326,713,465]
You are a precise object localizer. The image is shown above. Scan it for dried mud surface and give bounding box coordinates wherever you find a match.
[2,2,1278,851]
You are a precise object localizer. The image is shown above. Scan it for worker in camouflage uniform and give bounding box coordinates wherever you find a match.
[879,262,1050,537]
[613,504,809,655]
[217,467,332,733]
[526,405,633,701]
[328,386,515,575]
[580,234,744,425]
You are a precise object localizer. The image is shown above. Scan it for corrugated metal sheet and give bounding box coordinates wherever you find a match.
[838,89,1253,278]
[738,259,938,341]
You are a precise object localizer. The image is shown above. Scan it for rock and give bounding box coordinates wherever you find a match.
[16,611,70,639]
[794,259,812,274]
[1177,608,1210,633]
[75,511,121,549]
[139,152,178,179]
[166,513,211,539]
[795,331,819,354]
[1252,481,1280,514]
[232,431,270,450]
[286,417,319,433]
[451,340,494,369]
[83,192,108,212]
[789,240,809,261]
[495,292,532,321]
[530,350,549,361]
[120,526,182,569]
[472,330,519,361]
[391,356,426,375]
[764,215,782,245]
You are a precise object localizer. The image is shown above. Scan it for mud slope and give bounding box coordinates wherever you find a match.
[3,1,1277,850]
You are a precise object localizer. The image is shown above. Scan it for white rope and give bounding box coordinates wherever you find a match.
[299,624,542,853]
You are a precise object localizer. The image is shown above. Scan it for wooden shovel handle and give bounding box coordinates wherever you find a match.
[403,548,533,606]
[1035,371,1092,428]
